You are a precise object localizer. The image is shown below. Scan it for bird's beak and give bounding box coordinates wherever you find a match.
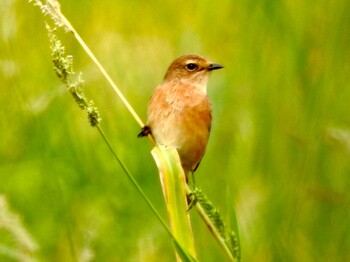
[207,63,224,71]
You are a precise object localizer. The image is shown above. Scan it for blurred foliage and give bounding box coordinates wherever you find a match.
[1,0,350,261]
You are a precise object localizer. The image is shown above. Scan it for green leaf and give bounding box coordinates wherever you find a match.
[151,146,197,261]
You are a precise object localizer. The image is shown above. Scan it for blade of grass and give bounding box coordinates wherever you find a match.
[151,146,197,261]
[99,130,196,262]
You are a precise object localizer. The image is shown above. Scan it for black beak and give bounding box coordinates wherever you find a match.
[207,63,224,71]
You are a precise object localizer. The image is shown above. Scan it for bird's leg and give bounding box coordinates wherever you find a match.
[186,170,198,211]
[187,191,197,211]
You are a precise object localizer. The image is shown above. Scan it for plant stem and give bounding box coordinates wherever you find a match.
[46,0,144,128]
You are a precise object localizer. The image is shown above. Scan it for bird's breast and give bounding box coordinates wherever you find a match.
[148,83,211,157]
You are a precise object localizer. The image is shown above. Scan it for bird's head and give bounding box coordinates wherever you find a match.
[163,54,223,92]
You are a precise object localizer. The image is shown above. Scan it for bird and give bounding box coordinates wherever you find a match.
[138,54,223,181]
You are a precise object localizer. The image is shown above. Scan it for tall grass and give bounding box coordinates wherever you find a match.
[1,0,349,261]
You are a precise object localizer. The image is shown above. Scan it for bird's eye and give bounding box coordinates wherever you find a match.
[186,63,198,71]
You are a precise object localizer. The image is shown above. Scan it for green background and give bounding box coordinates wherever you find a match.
[1,0,350,261]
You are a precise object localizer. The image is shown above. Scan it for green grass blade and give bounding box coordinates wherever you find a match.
[151,146,197,261]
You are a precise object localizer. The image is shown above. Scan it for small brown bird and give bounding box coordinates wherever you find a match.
[139,54,223,180]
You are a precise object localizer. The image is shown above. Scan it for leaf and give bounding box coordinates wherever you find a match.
[151,146,197,261]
